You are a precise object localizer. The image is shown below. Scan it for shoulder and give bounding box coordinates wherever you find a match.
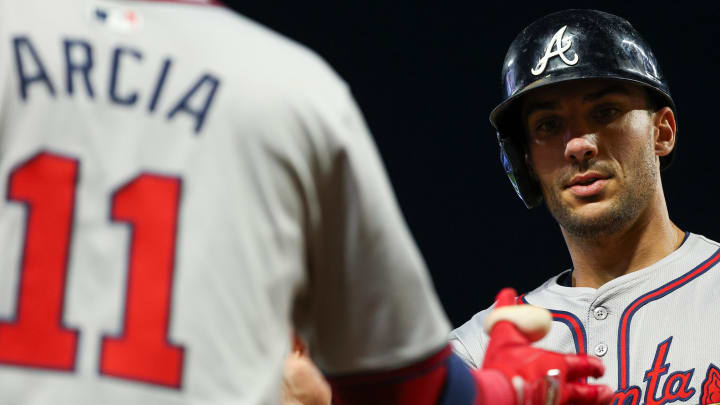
[127,1,351,104]
[677,233,720,276]
[449,306,494,369]
[448,272,571,368]
[140,4,357,149]
[203,11,356,139]
[672,232,720,268]
[687,232,720,249]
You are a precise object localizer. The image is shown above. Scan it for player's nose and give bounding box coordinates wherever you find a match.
[563,122,598,164]
[565,137,598,163]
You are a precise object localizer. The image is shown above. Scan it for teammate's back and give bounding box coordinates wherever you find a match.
[0,1,453,403]
[0,2,620,405]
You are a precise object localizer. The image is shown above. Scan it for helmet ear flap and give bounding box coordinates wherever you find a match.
[498,134,543,209]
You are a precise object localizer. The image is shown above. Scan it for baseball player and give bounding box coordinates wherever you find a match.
[0,1,611,404]
[450,9,720,405]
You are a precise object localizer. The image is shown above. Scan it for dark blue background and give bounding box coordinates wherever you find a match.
[231,2,720,327]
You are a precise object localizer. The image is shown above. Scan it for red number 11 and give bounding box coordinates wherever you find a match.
[0,152,185,388]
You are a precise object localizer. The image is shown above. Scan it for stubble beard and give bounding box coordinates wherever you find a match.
[542,153,658,240]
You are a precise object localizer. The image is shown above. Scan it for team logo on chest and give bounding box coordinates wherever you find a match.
[701,364,720,405]
[531,25,579,76]
[611,337,720,404]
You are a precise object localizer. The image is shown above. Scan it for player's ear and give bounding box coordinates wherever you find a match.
[654,106,676,158]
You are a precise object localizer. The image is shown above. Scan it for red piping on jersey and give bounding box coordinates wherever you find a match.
[521,297,588,383]
[548,310,588,384]
[617,247,720,390]
[520,297,587,355]
[550,311,587,355]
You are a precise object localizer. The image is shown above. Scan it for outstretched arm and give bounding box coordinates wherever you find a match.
[479,288,614,405]
[328,288,613,405]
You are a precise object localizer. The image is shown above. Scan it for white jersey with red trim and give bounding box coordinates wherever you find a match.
[0,0,451,404]
[450,232,720,405]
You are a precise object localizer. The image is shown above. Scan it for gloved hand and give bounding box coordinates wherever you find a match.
[480,288,614,405]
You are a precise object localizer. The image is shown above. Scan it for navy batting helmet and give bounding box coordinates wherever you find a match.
[491,9,676,209]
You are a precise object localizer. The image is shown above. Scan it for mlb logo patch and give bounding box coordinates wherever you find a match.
[89,3,143,33]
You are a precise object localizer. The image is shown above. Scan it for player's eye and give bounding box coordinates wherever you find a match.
[534,117,561,135]
[593,105,621,122]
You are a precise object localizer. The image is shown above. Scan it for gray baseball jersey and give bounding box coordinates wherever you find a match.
[450,232,720,405]
[0,1,450,404]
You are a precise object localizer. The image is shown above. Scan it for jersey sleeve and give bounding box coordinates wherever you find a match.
[449,308,493,368]
[329,345,517,405]
[289,62,451,374]
[449,334,478,369]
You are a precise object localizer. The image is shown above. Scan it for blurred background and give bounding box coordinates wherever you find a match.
[229,2,720,327]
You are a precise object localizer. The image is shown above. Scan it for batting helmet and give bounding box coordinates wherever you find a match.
[490,9,676,209]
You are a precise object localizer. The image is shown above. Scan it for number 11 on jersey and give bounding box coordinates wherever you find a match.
[0,152,185,389]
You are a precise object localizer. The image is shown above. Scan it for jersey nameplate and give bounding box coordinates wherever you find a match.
[12,35,221,135]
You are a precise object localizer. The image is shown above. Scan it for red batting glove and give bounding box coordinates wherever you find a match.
[480,288,614,405]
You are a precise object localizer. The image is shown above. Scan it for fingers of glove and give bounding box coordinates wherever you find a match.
[487,320,531,350]
[562,382,614,405]
[495,288,519,308]
[485,288,529,351]
[483,305,552,342]
[563,354,606,380]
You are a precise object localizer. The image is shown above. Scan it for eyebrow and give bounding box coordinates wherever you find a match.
[523,84,631,120]
[583,84,630,101]
[523,100,559,121]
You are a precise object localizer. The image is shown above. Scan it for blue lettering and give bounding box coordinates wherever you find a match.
[167,73,220,134]
[13,36,220,135]
[148,58,172,112]
[13,36,55,100]
[109,47,142,105]
[64,39,95,98]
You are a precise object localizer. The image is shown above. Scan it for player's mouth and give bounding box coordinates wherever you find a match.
[565,172,611,197]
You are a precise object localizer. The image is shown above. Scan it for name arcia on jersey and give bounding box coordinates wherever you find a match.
[12,35,221,134]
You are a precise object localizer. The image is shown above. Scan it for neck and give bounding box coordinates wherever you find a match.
[562,192,685,289]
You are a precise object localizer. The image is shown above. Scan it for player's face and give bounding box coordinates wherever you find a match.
[521,79,671,238]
